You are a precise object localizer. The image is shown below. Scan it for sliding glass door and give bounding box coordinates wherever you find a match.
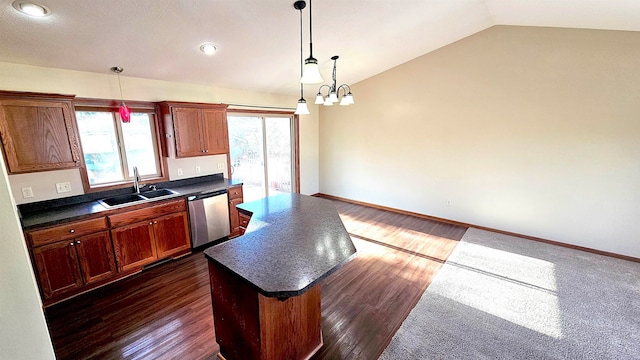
[227,114,294,202]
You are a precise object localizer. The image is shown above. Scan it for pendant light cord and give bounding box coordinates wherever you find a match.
[116,72,125,104]
[309,0,314,58]
[299,5,304,98]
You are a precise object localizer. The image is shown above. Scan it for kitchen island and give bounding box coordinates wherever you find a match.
[204,193,356,360]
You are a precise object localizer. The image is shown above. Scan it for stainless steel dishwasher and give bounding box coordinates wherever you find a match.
[187,189,230,248]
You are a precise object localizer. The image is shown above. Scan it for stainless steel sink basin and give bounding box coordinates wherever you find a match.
[98,194,146,207]
[140,188,179,198]
[98,188,180,208]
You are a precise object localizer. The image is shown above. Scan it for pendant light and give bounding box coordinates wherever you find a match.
[110,66,131,123]
[294,1,310,115]
[300,0,323,84]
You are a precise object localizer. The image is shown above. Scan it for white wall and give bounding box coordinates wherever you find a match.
[320,26,640,258]
[0,150,56,359]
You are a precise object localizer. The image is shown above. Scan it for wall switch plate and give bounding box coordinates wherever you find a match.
[56,182,71,193]
[195,166,201,174]
[177,168,183,176]
[447,199,452,206]
[217,163,225,170]
[22,187,34,198]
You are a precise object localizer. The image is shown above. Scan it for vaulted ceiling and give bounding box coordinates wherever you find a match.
[1,0,639,96]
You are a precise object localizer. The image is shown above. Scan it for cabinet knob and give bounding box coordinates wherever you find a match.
[69,242,74,246]
[76,240,81,244]
[153,221,158,224]
[205,149,209,153]
[70,229,75,233]
[149,222,153,225]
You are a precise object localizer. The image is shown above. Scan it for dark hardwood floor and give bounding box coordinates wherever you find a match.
[45,199,467,360]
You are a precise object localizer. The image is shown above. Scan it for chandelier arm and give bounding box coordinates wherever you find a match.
[317,84,332,96]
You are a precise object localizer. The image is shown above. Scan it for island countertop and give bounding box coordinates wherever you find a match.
[203,193,356,298]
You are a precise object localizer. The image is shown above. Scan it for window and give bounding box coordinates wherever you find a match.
[227,113,298,202]
[75,107,161,187]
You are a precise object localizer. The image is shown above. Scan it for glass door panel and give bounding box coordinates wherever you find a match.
[265,117,292,196]
[227,116,265,201]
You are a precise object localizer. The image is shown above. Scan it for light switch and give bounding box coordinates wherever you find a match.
[217,163,225,170]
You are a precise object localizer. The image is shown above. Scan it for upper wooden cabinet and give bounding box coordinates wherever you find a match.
[158,102,229,158]
[0,91,81,174]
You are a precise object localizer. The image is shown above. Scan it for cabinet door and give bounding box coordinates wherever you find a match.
[0,99,80,173]
[75,231,117,285]
[172,107,205,157]
[154,211,191,258]
[202,108,229,154]
[111,221,157,272]
[33,241,83,299]
[229,198,242,238]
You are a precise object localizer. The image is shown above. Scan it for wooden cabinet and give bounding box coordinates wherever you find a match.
[238,210,252,236]
[158,102,229,158]
[109,199,190,271]
[27,217,116,299]
[228,185,244,238]
[0,92,81,174]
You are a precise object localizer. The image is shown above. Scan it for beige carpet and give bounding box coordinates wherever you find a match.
[380,228,640,359]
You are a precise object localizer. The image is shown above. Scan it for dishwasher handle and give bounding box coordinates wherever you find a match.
[187,189,228,202]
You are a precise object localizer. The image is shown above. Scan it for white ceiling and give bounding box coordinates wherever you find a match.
[1,0,639,97]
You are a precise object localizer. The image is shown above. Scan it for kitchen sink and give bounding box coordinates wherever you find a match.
[140,188,179,198]
[99,194,146,207]
[98,188,180,208]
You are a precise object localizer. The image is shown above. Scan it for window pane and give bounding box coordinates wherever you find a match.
[265,117,292,195]
[122,113,158,177]
[228,116,265,201]
[76,111,123,185]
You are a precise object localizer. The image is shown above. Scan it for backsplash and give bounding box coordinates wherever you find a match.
[9,154,228,205]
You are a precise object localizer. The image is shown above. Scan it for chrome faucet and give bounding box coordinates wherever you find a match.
[133,166,141,194]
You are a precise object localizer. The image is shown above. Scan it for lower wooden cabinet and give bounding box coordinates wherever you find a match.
[228,185,244,238]
[26,198,191,305]
[109,199,190,272]
[111,221,158,272]
[31,230,116,299]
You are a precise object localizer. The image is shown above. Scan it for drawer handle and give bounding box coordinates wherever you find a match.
[70,229,75,234]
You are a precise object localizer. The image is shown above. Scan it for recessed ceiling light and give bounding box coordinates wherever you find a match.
[12,1,50,17]
[200,43,217,55]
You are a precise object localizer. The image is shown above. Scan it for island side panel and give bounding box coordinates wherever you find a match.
[258,284,322,360]
[208,261,261,360]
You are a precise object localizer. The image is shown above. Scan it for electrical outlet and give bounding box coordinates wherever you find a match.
[56,182,71,193]
[195,166,201,174]
[447,199,452,206]
[177,168,183,176]
[22,187,34,198]
[217,163,225,170]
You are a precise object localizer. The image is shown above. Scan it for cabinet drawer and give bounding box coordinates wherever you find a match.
[228,185,243,200]
[239,211,251,228]
[108,199,186,228]
[29,217,108,247]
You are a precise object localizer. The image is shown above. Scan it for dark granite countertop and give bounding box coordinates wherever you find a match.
[203,193,357,298]
[19,173,242,230]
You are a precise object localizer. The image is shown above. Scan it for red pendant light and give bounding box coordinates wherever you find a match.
[110,66,131,123]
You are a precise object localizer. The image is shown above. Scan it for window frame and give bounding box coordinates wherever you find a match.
[226,109,300,194]
[73,98,168,193]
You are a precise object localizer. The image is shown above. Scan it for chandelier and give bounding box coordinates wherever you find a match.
[315,55,355,106]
